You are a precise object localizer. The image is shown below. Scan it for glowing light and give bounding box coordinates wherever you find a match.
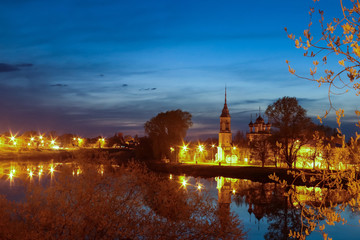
[29,171,33,177]
[232,189,236,194]
[170,147,175,152]
[9,172,13,180]
[50,166,54,174]
[182,179,188,187]
[182,145,188,151]
[12,169,15,174]
[244,158,248,163]
[212,144,215,148]
[13,141,17,146]
[198,145,204,152]
[52,145,60,150]
[39,135,43,140]
[233,146,236,150]
[51,140,55,145]
[73,138,76,141]
[10,136,15,141]
[169,174,173,180]
[27,143,31,146]
[30,137,34,141]
[197,183,203,191]
[41,140,44,143]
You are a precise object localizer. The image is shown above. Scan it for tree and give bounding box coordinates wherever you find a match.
[106,132,125,148]
[144,109,192,160]
[249,136,271,167]
[285,0,360,111]
[265,97,312,168]
[278,2,360,238]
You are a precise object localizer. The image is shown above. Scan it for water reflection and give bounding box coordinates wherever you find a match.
[215,176,359,239]
[1,162,359,239]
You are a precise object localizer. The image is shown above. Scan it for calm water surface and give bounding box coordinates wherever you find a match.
[1,160,360,239]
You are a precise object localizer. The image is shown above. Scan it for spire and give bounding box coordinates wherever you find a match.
[225,86,227,105]
[220,86,230,117]
[259,106,261,117]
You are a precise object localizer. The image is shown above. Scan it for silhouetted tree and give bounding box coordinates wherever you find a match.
[58,133,76,148]
[144,109,192,160]
[233,130,247,147]
[106,132,125,148]
[250,136,271,167]
[135,136,154,161]
[265,97,312,168]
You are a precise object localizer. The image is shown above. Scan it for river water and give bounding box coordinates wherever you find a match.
[1,160,360,239]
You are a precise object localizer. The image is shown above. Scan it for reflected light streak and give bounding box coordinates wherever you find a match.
[182,179,188,188]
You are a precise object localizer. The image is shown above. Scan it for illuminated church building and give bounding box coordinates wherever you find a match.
[216,90,271,163]
[217,89,235,163]
[247,112,271,142]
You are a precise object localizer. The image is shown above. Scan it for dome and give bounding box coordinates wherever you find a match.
[255,115,264,124]
[249,121,254,127]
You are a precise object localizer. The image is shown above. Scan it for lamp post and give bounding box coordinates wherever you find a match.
[211,144,215,163]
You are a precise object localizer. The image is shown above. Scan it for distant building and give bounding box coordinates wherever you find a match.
[247,113,271,142]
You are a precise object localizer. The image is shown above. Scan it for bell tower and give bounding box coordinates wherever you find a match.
[218,87,232,159]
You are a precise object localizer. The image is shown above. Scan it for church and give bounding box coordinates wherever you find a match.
[216,88,271,164]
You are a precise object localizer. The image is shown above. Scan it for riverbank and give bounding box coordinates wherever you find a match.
[0,148,133,163]
[147,162,343,187]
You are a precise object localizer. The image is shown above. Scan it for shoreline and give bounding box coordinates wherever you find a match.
[146,162,345,187]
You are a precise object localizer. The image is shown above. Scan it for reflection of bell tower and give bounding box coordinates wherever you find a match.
[216,177,232,230]
[218,87,232,160]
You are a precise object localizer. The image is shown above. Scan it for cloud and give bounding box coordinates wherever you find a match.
[122,84,128,87]
[16,63,33,67]
[0,63,19,72]
[50,83,68,87]
[0,63,34,73]
[139,88,157,91]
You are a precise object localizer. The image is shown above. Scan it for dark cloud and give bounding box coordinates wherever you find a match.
[99,74,104,77]
[0,63,19,72]
[0,63,33,73]
[122,84,128,87]
[16,63,33,67]
[50,84,68,87]
[139,88,157,91]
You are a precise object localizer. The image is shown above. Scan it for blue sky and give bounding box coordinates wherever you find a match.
[0,0,358,139]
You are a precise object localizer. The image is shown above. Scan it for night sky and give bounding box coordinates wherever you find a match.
[0,0,358,139]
